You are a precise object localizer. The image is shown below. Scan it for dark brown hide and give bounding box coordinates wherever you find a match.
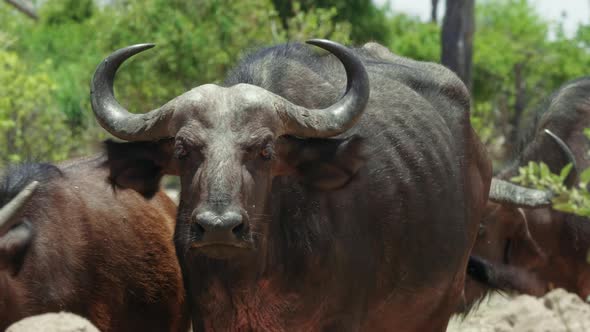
[464,202,548,305]
[467,77,590,306]
[94,41,491,331]
[0,156,189,332]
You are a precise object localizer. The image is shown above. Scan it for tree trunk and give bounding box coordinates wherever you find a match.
[431,0,440,23]
[441,0,475,91]
[4,0,38,20]
[464,0,474,91]
[510,62,527,146]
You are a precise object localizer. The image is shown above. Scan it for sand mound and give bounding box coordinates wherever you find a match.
[6,312,100,332]
[447,288,590,332]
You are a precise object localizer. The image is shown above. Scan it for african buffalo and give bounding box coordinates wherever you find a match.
[90,40,492,331]
[467,77,590,305]
[0,156,189,331]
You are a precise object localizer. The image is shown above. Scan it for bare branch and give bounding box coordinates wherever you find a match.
[431,0,440,23]
[441,0,475,91]
[4,0,38,21]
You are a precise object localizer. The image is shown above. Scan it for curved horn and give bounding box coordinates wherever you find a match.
[278,39,370,138]
[0,181,39,235]
[91,44,173,141]
[544,129,578,187]
[488,178,552,208]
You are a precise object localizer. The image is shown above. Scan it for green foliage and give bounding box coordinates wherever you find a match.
[511,161,590,217]
[378,1,588,164]
[41,0,95,25]
[99,0,282,109]
[0,50,73,165]
[473,0,547,101]
[577,24,590,49]
[472,0,590,160]
[0,0,352,163]
[386,14,440,62]
[471,102,495,144]
[100,0,351,110]
[272,0,389,43]
[510,124,590,219]
[279,2,351,44]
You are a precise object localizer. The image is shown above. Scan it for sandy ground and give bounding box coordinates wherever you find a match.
[8,289,590,331]
[447,289,590,332]
[7,312,99,332]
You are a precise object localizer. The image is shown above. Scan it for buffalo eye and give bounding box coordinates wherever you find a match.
[174,139,187,160]
[260,144,273,161]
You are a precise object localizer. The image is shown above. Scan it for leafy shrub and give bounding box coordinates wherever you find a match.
[0,51,74,165]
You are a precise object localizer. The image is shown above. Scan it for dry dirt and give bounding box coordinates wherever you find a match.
[447,288,590,332]
[7,312,99,332]
[7,289,590,331]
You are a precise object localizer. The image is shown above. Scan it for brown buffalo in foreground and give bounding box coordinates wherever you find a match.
[466,77,590,307]
[0,156,189,331]
[89,39,494,331]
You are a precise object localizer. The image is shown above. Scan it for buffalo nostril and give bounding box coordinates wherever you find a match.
[195,223,206,234]
[232,222,245,236]
[192,210,246,240]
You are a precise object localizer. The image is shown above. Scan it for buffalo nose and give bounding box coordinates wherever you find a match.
[193,211,245,240]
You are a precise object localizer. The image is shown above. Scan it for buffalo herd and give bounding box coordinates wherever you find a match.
[0,40,588,331]
[465,77,590,308]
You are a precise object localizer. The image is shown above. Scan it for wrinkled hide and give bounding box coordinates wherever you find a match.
[96,41,491,331]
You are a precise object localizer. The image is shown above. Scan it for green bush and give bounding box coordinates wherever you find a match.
[511,128,590,218]
[0,50,74,165]
[0,0,352,163]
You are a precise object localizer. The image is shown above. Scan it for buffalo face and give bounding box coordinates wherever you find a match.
[483,129,578,268]
[476,202,546,269]
[173,87,284,258]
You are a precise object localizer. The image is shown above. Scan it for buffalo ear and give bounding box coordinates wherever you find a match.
[275,135,366,191]
[0,221,33,275]
[103,139,177,198]
[508,208,547,269]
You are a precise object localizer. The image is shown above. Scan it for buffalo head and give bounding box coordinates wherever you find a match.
[468,130,578,297]
[91,40,369,259]
[483,129,578,263]
[476,201,546,269]
[487,129,577,208]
